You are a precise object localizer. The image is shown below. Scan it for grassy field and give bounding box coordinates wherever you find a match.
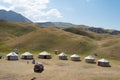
[0,54,120,80]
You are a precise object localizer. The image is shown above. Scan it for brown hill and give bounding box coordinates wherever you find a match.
[0,20,120,58]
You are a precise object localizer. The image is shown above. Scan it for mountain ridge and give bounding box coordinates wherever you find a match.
[0,9,32,23]
[37,22,120,35]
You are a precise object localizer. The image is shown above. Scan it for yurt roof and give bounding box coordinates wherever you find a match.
[98,58,109,62]
[39,51,51,55]
[21,52,33,55]
[85,55,95,59]
[7,52,18,56]
[58,52,67,56]
[70,54,80,58]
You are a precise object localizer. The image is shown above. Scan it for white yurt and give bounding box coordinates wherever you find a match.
[70,54,80,61]
[97,58,110,67]
[6,52,18,60]
[58,52,68,60]
[38,51,51,59]
[21,52,33,60]
[84,55,95,63]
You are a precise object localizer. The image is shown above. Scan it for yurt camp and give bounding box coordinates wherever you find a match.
[6,52,18,60]
[84,55,95,63]
[21,52,33,60]
[97,58,110,67]
[58,52,68,60]
[70,54,80,61]
[38,51,51,59]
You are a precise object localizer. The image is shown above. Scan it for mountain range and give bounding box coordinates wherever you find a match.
[37,22,120,35]
[0,9,120,35]
[0,10,32,23]
[37,22,76,28]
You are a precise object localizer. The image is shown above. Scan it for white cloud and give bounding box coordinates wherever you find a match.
[0,0,63,22]
[46,9,63,18]
[2,0,12,4]
[0,5,8,10]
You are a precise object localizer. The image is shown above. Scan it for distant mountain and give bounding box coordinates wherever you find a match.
[76,25,120,35]
[37,22,120,35]
[0,9,32,23]
[37,22,77,28]
[64,26,120,35]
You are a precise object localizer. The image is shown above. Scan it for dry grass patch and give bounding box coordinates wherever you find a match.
[0,55,120,80]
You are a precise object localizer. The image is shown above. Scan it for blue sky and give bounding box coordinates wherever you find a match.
[0,0,120,30]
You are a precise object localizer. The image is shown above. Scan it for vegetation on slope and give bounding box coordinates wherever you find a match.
[0,20,119,58]
[96,36,120,58]
[0,20,36,52]
[6,27,97,54]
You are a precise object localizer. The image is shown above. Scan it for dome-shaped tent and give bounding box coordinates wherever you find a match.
[21,52,33,60]
[70,54,80,61]
[97,58,110,67]
[58,52,68,60]
[38,51,51,59]
[84,55,95,63]
[6,52,18,60]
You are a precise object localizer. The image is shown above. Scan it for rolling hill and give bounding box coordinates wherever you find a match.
[0,20,120,59]
[37,22,77,28]
[37,22,120,35]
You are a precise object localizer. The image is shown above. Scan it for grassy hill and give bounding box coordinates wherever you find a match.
[0,20,36,51]
[0,20,120,59]
[6,26,97,54]
[96,36,120,58]
[63,27,120,58]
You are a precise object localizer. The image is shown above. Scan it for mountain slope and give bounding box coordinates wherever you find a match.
[6,27,97,54]
[0,20,36,51]
[96,36,120,58]
[37,22,76,28]
[0,20,120,58]
[0,10,32,23]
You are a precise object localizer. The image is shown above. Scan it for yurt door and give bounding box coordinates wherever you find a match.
[8,56,10,60]
[44,56,47,59]
[24,56,27,59]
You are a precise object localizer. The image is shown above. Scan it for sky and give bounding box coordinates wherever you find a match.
[0,0,120,30]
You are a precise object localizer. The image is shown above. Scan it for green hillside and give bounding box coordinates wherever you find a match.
[96,36,120,58]
[6,27,97,54]
[0,20,120,59]
[0,20,36,52]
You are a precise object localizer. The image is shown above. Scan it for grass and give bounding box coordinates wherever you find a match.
[0,20,120,58]
[0,54,120,80]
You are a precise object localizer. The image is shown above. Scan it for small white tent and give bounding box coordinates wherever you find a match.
[84,55,95,63]
[21,52,33,60]
[6,52,18,60]
[70,54,80,61]
[58,52,68,60]
[97,58,110,67]
[38,51,51,59]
